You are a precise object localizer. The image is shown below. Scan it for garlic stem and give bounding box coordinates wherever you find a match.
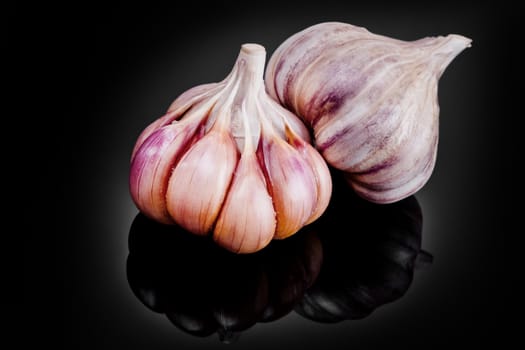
[429,34,472,77]
[238,43,266,83]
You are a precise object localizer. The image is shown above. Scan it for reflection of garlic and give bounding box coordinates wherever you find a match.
[266,22,471,204]
[129,44,332,253]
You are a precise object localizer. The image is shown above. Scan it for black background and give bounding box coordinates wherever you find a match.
[13,1,519,349]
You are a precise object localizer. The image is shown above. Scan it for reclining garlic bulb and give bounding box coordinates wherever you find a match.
[129,44,332,253]
[266,22,471,204]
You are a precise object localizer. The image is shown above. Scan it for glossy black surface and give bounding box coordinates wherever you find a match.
[126,214,322,343]
[17,2,517,349]
[125,173,429,343]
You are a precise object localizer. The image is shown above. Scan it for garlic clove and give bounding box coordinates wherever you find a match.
[165,130,238,234]
[129,122,200,224]
[284,126,332,225]
[213,152,276,253]
[260,132,318,239]
[265,22,471,203]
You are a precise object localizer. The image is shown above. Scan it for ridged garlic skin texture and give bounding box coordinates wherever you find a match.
[266,22,471,204]
[129,44,332,254]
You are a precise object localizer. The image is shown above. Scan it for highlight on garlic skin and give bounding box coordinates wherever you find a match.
[265,22,471,204]
[129,43,332,254]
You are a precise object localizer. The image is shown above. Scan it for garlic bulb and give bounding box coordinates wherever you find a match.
[265,22,471,203]
[129,44,332,254]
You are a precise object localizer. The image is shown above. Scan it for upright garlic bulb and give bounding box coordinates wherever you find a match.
[266,22,471,203]
[129,44,332,253]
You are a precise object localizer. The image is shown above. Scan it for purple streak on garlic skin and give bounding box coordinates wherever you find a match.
[131,83,220,160]
[265,22,471,203]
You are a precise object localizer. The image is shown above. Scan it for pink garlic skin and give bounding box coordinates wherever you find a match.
[129,44,332,253]
[266,22,471,204]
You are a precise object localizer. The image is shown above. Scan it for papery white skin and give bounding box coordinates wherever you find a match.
[130,44,332,253]
[266,22,471,203]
